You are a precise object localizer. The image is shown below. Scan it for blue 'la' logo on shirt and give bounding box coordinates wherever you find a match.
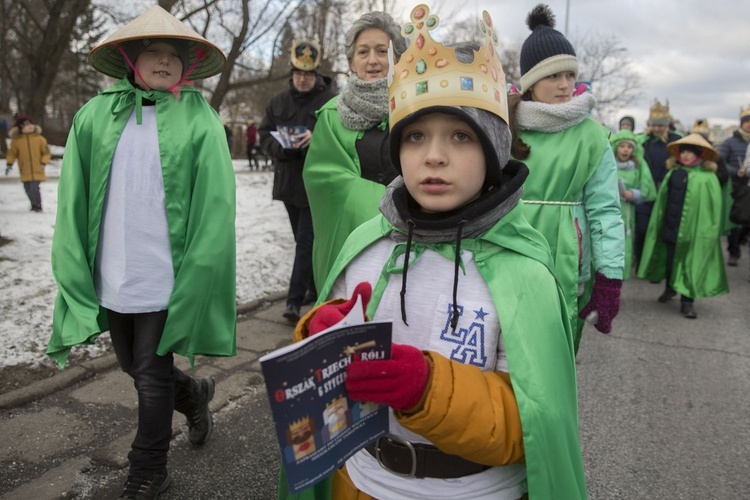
[440,303,487,367]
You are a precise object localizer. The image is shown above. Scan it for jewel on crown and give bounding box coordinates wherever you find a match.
[388,4,508,129]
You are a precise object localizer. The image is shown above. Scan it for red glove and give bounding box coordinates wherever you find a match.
[579,272,622,334]
[345,343,430,411]
[308,282,372,336]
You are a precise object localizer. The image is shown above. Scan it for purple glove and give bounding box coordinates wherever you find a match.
[579,272,622,334]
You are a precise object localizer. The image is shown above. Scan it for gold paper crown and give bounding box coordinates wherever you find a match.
[288,416,313,432]
[740,105,750,120]
[291,38,321,72]
[325,395,346,410]
[388,4,507,130]
[649,98,670,121]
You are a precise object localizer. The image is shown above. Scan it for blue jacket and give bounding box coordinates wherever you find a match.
[717,130,749,176]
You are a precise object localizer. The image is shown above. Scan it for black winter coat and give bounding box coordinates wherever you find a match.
[259,75,336,207]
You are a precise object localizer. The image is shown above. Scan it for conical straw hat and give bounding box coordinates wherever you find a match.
[88,5,226,80]
[666,133,719,162]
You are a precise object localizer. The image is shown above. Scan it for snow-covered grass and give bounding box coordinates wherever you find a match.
[0,152,294,370]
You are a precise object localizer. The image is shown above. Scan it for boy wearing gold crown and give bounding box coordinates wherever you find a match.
[47,6,236,498]
[291,5,585,499]
[637,133,729,318]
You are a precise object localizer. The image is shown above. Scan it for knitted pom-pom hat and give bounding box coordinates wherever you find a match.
[519,4,578,94]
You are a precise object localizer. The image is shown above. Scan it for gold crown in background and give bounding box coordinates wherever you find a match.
[291,38,321,72]
[740,105,750,120]
[649,99,670,121]
[387,4,507,129]
[692,118,709,134]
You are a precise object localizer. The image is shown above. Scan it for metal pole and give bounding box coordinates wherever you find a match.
[565,0,570,36]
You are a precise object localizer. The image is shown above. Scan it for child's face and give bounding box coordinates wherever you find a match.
[21,122,35,134]
[134,41,183,90]
[399,113,486,213]
[616,142,634,162]
[679,149,699,164]
[530,71,575,104]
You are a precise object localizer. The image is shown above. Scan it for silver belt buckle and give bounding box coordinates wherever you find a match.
[374,434,417,478]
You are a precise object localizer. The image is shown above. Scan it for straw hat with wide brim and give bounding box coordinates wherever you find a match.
[88,5,226,80]
[666,133,720,162]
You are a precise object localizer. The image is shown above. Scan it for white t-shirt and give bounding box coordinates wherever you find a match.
[94,106,174,313]
[330,238,526,500]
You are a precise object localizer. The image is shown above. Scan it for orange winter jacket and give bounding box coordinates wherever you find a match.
[7,126,51,182]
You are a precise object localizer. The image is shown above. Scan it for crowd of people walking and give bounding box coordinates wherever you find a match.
[2,1,746,499]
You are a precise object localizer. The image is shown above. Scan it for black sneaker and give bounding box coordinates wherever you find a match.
[681,303,697,319]
[186,377,215,446]
[119,470,171,499]
[282,304,301,322]
[657,289,677,303]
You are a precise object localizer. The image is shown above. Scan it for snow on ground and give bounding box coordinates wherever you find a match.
[0,153,294,370]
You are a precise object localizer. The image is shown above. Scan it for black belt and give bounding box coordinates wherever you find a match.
[365,434,492,479]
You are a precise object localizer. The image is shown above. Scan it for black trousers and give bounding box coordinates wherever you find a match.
[107,309,201,476]
[283,203,315,307]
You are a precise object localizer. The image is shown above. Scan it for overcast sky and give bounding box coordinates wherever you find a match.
[392,0,750,131]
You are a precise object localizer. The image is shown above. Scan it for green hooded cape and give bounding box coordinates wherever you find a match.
[611,130,657,278]
[312,206,587,499]
[47,78,237,368]
[637,164,728,298]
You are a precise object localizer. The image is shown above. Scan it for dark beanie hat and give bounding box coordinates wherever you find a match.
[123,38,190,75]
[519,4,578,93]
[619,116,635,130]
[13,115,33,128]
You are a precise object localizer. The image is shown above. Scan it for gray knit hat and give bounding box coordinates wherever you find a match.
[519,4,578,93]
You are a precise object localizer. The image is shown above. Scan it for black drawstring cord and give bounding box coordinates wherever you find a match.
[400,219,415,326]
[450,221,467,331]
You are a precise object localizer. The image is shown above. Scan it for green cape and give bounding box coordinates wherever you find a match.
[611,130,657,278]
[313,206,587,499]
[48,78,237,368]
[517,118,624,347]
[303,97,389,290]
[637,164,728,298]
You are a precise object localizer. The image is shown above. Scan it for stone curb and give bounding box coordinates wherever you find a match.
[0,292,288,410]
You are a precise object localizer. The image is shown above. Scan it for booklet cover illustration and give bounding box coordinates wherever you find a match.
[260,297,392,494]
[270,125,308,149]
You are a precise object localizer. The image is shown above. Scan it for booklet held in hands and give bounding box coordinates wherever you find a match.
[260,296,392,494]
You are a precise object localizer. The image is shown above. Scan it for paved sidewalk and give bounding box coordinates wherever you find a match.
[0,294,307,499]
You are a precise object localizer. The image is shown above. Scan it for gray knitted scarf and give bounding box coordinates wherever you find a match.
[516,92,596,133]
[379,177,522,243]
[337,75,389,131]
